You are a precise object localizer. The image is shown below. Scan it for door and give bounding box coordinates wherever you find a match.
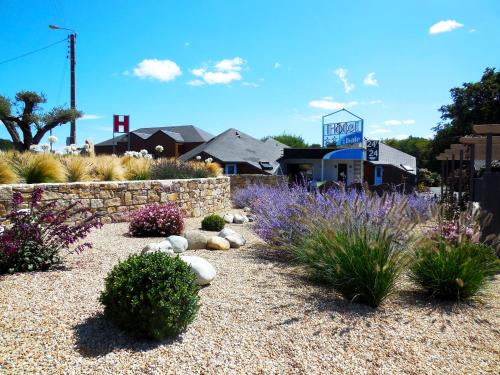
[374,166,383,185]
[338,163,347,183]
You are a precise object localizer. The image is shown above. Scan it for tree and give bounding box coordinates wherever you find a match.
[429,67,500,170]
[0,91,81,151]
[383,136,432,169]
[0,138,13,151]
[262,133,309,148]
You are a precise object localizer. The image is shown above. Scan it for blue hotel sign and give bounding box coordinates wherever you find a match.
[322,113,364,147]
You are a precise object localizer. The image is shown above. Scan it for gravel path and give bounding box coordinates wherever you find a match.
[1,214,499,374]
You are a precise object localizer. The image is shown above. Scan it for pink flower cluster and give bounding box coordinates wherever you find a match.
[129,203,184,237]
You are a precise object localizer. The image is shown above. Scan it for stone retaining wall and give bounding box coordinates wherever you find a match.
[229,174,286,195]
[0,177,230,224]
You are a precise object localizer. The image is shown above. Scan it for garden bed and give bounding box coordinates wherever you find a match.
[0,214,498,374]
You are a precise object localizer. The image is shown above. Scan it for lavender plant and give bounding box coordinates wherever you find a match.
[0,188,101,274]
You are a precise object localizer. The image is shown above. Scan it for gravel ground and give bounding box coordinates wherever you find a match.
[1,213,499,374]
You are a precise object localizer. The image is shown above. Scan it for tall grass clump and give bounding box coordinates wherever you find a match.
[13,152,65,183]
[121,156,152,180]
[91,156,125,181]
[0,157,17,184]
[62,156,91,182]
[410,205,499,301]
[151,158,216,180]
[410,240,499,301]
[293,193,417,307]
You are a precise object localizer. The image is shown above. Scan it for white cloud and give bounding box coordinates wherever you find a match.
[394,134,409,140]
[242,81,260,88]
[80,114,102,120]
[132,59,182,82]
[363,72,378,86]
[189,57,245,85]
[274,62,282,69]
[309,97,358,110]
[384,120,402,126]
[184,42,190,47]
[187,79,205,86]
[369,99,383,105]
[469,28,477,33]
[429,20,464,34]
[369,128,391,134]
[335,68,354,93]
[402,119,415,125]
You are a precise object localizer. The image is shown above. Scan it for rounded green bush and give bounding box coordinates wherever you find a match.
[201,214,225,231]
[410,240,499,301]
[99,252,200,341]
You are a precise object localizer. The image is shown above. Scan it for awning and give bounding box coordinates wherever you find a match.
[323,148,364,160]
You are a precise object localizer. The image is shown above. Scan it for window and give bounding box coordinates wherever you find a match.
[225,164,237,175]
[259,161,273,171]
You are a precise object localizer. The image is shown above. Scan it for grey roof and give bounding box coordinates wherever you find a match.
[179,128,287,174]
[95,125,214,146]
[370,142,417,175]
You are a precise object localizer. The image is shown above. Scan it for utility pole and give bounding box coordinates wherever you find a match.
[49,25,77,145]
[69,33,76,145]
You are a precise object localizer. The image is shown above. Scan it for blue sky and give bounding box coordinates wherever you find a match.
[1,0,499,148]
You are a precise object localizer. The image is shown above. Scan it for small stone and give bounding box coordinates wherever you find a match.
[223,213,234,223]
[243,207,251,212]
[247,214,256,222]
[141,242,174,255]
[167,235,188,253]
[218,227,237,238]
[184,230,208,249]
[180,255,216,285]
[233,214,246,224]
[225,234,246,248]
[207,236,230,250]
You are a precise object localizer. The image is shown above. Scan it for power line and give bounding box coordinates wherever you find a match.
[0,38,67,66]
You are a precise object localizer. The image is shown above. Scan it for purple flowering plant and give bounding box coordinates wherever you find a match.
[129,203,184,237]
[0,188,102,274]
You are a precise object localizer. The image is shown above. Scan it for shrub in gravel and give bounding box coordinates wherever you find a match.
[201,214,225,231]
[409,240,499,301]
[0,188,101,274]
[129,203,184,237]
[99,252,200,340]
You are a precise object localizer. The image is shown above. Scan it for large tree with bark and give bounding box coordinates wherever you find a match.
[0,91,81,151]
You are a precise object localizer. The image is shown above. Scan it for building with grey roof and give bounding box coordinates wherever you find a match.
[94,125,214,157]
[179,128,288,175]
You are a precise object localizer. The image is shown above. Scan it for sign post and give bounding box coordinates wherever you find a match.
[322,109,364,147]
[112,115,130,154]
[366,140,380,161]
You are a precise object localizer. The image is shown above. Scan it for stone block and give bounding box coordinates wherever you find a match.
[90,199,104,208]
[104,197,121,207]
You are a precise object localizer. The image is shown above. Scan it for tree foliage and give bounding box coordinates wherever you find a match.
[383,136,433,169]
[262,133,309,148]
[429,67,500,170]
[0,91,81,151]
[0,138,14,151]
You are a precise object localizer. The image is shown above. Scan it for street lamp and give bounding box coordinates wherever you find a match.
[49,24,77,145]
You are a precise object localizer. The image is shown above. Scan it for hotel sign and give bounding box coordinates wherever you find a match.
[323,119,364,146]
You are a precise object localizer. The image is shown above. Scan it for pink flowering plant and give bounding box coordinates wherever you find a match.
[0,188,101,274]
[129,203,184,237]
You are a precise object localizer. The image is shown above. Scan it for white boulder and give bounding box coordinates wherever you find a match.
[223,213,234,223]
[141,241,174,255]
[225,234,246,248]
[207,236,230,250]
[184,230,208,249]
[180,255,216,285]
[233,214,246,224]
[218,227,237,238]
[167,235,188,253]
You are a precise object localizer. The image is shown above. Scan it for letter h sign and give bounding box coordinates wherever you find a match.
[113,115,129,133]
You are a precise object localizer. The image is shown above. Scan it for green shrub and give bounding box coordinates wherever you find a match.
[201,214,225,231]
[295,226,408,307]
[409,240,499,301]
[99,253,200,341]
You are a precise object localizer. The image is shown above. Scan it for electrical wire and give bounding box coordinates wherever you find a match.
[0,38,67,66]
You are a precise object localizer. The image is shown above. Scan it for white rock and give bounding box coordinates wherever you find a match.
[141,241,174,255]
[243,206,251,212]
[167,235,188,253]
[180,255,216,285]
[223,213,234,223]
[225,234,246,248]
[218,227,237,238]
[184,230,208,249]
[207,236,230,250]
[233,214,246,224]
